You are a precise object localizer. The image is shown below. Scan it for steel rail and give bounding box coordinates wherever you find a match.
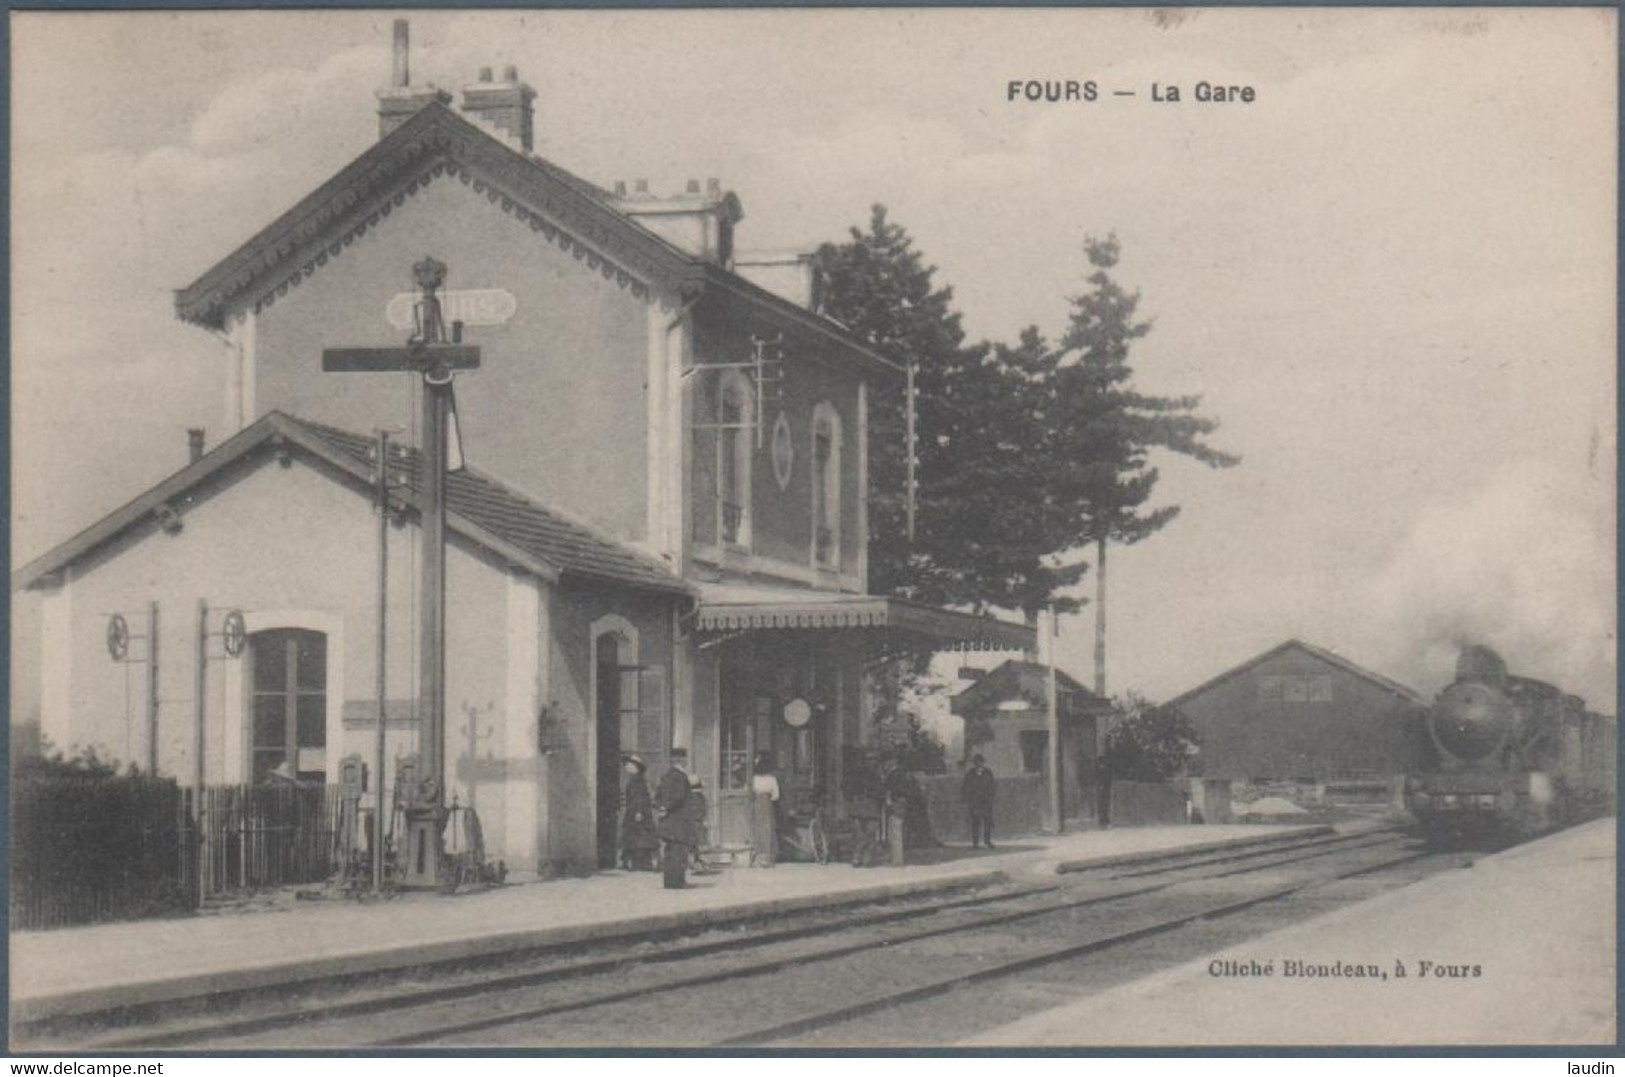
[1101,828,1402,878]
[715,844,1432,1047]
[62,831,1412,1051]
[375,838,1417,1048]
[71,881,1055,1050]
[368,882,1171,1047]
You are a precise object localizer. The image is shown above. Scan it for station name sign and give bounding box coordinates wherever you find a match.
[386,288,517,331]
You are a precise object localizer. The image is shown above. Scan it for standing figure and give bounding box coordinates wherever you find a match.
[963,753,996,849]
[686,774,710,871]
[619,756,658,872]
[655,752,692,889]
[750,751,781,867]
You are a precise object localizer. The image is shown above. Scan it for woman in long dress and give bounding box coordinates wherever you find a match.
[619,756,658,871]
[750,751,780,867]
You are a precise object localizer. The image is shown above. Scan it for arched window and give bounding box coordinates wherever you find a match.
[811,402,842,569]
[249,628,328,783]
[718,371,754,548]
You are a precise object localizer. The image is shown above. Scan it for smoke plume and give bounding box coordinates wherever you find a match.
[1360,460,1615,708]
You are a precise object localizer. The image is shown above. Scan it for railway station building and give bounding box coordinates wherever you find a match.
[14,44,1032,878]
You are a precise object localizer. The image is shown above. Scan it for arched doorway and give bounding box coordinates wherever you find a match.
[595,632,626,869]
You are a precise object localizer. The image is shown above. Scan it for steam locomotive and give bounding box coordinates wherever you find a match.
[1405,645,1616,847]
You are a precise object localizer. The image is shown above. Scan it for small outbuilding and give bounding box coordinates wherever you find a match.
[951,660,1113,824]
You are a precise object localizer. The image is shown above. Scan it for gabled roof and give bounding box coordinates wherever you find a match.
[13,412,689,597]
[952,659,1113,721]
[173,102,902,379]
[1164,639,1424,710]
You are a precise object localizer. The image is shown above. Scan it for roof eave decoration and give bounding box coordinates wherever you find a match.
[695,597,1034,652]
[174,102,705,330]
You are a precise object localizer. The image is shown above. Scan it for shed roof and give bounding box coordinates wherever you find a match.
[952,659,1113,721]
[1164,639,1425,710]
[13,411,689,598]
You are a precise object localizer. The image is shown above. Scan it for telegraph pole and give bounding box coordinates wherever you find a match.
[1094,536,1107,696]
[373,429,391,891]
[1045,605,1061,833]
[147,601,160,776]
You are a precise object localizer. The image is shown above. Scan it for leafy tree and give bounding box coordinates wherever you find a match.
[1101,695,1199,782]
[814,207,1083,617]
[1052,236,1239,692]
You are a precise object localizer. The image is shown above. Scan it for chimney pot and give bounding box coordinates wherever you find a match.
[706,177,721,195]
[635,179,649,194]
[685,179,700,194]
[613,180,627,197]
[458,62,536,152]
[187,428,206,464]
[503,64,519,82]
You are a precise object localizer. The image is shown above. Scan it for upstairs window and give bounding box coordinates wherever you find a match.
[718,372,753,548]
[811,402,842,568]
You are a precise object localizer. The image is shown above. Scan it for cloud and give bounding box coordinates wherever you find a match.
[188,46,382,156]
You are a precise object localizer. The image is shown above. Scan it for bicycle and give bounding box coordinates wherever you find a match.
[778,806,830,864]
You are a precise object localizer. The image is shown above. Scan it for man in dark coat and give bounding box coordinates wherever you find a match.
[963,753,997,848]
[655,752,693,889]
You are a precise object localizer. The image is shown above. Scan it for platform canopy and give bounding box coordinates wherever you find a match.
[695,583,1035,653]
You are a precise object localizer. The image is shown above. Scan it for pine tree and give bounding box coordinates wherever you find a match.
[1052,235,1240,692]
[815,207,1081,616]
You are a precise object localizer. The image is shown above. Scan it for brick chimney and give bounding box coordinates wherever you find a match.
[376,20,452,139]
[187,428,206,464]
[610,178,743,267]
[461,64,537,153]
[733,248,826,311]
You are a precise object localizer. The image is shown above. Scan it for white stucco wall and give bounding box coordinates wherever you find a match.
[39,449,555,872]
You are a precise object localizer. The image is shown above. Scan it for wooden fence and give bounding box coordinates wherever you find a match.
[12,776,343,931]
[919,773,1048,842]
[192,783,343,897]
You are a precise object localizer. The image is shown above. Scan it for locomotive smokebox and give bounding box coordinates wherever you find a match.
[1431,681,1515,762]
[1455,644,1508,686]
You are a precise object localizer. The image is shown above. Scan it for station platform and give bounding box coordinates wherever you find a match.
[11,822,1318,1024]
[966,816,1617,1048]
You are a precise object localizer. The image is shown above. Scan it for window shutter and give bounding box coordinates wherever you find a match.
[617,666,641,750]
[638,667,668,774]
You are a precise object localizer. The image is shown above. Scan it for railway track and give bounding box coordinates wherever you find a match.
[29,826,1456,1051]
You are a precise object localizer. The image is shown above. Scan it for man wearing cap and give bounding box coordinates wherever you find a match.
[963,753,997,849]
[655,751,693,889]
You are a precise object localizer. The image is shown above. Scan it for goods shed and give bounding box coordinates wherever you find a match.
[1166,639,1428,784]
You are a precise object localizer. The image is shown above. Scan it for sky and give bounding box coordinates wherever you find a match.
[10,8,1618,711]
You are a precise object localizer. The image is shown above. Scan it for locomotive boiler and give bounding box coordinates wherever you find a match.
[1405,644,1615,846]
